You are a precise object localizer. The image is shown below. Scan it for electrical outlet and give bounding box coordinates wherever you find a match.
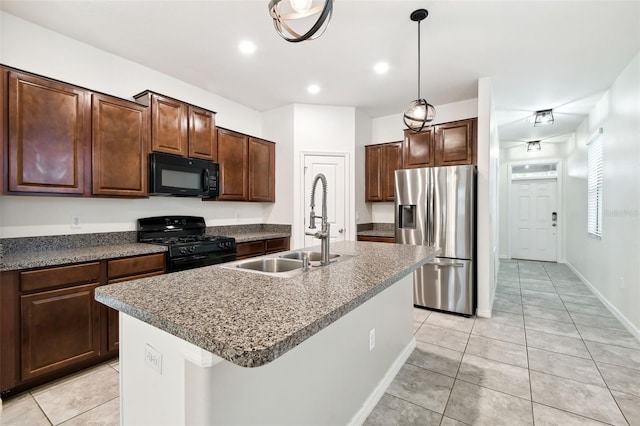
[145,344,162,374]
[369,328,376,352]
[70,216,81,229]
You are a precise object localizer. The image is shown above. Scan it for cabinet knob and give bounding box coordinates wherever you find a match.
[338,228,344,233]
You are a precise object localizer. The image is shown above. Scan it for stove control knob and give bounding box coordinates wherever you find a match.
[189,246,196,253]
[179,248,187,255]
[218,242,224,249]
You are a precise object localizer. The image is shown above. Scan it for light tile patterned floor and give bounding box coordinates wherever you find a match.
[1,261,639,425]
[365,260,640,426]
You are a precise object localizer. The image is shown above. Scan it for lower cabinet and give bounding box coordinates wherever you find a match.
[357,235,395,243]
[20,283,101,381]
[236,237,290,260]
[0,252,165,397]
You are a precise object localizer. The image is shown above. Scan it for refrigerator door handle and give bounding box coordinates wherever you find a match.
[434,262,465,268]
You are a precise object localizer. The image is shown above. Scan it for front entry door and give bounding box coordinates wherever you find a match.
[510,179,558,262]
[302,154,347,248]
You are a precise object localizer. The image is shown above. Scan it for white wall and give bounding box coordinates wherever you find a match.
[355,110,373,225]
[476,77,500,318]
[564,52,640,335]
[0,12,272,238]
[369,98,479,223]
[291,104,356,249]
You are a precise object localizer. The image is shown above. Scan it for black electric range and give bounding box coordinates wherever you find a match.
[137,216,236,272]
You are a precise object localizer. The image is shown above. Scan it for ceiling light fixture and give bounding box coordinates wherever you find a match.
[374,62,390,75]
[403,9,435,133]
[268,0,333,43]
[534,109,554,126]
[307,84,321,94]
[238,40,257,55]
[527,141,542,152]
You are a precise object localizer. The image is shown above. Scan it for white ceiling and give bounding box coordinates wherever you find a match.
[2,0,638,148]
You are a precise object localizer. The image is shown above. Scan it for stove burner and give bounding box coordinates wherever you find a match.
[137,216,237,272]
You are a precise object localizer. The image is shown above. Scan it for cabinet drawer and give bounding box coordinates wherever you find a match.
[265,237,289,253]
[20,262,100,293]
[108,270,165,284]
[108,253,165,280]
[357,236,395,243]
[236,241,265,258]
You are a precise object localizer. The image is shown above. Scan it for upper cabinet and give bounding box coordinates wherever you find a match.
[366,141,402,202]
[217,128,248,201]
[92,93,149,197]
[248,137,276,202]
[403,118,477,168]
[435,119,477,166]
[134,91,217,161]
[216,128,275,202]
[6,70,90,195]
[403,128,435,169]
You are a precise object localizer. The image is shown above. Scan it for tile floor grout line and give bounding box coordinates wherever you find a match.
[28,391,54,426]
[53,395,120,426]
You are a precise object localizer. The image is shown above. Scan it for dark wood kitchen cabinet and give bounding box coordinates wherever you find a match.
[403,127,436,169]
[236,237,290,260]
[365,141,402,202]
[435,118,477,166]
[402,118,477,168]
[134,91,217,161]
[217,128,248,201]
[92,93,149,197]
[18,262,101,381]
[0,253,166,397]
[248,137,275,202]
[6,70,90,194]
[216,129,276,202]
[104,253,166,352]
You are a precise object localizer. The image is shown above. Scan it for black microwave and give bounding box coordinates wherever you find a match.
[149,152,219,198]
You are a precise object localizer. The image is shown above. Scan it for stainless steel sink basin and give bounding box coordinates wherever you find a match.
[236,258,303,273]
[279,251,341,262]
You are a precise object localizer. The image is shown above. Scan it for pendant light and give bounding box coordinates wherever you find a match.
[403,9,435,132]
[268,0,333,43]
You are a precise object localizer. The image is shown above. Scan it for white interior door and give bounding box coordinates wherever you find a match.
[510,179,558,262]
[303,154,347,248]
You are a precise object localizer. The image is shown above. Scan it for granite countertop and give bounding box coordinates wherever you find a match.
[0,244,167,272]
[228,232,291,243]
[95,241,439,368]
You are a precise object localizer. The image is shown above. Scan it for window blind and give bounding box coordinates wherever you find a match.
[587,129,603,239]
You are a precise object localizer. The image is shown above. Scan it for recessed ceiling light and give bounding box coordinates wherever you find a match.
[374,62,389,74]
[238,40,257,55]
[307,84,321,94]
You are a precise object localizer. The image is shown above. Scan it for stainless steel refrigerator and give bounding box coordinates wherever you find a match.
[395,165,476,316]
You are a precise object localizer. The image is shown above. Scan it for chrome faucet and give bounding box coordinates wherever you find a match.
[305,173,331,266]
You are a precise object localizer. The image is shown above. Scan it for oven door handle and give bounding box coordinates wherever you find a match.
[173,254,209,263]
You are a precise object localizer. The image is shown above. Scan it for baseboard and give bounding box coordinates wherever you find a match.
[348,337,417,426]
[565,262,640,343]
[477,308,492,318]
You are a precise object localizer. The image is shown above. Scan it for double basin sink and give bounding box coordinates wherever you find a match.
[222,250,350,278]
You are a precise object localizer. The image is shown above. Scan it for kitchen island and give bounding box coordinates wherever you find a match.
[96,241,439,425]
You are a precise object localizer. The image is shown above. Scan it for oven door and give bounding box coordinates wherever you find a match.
[169,252,236,272]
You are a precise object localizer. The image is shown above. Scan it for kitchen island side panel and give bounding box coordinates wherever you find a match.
[119,275,414,426]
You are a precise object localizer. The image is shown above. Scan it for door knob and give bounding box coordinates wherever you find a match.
[338,228,344,233]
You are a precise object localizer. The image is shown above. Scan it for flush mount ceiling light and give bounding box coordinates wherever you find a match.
[307,84,321,94]
[534,109,554,126]
[238,40,257,55]
[527,141,542,152]
[403,9,435,133]
[268,0,333,43]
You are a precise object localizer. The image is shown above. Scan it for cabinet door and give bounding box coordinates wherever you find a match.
[8,71,89,194]
[92,94,149,196]
[248,137,275,202]
[402,128,435,168]
[217,128,248,201]
[383,142,403,201]
[365,145,382,201]
[150,93,188,157]
[436,119,476,166]
[20,283,100,380]
[188,106,217,161]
